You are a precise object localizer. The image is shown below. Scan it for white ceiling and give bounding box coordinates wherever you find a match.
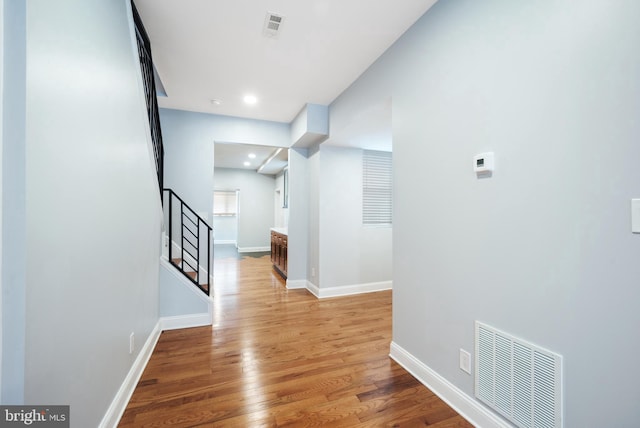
[134,0,437,170]
[215,142,288,175]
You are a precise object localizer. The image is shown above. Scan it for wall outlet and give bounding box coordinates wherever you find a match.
[459,348,471,374]
[311,267,316,277]
[129,332,135,354]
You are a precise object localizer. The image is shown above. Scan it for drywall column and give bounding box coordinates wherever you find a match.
[286,148,309,286]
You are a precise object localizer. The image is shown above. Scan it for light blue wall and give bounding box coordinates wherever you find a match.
[25,1,162,426]
[159,263,209,317]
[274,170,288,228]
[307,147,320,287]
[160,108,290,226]
[213,215,237,243]
[331,1,640,426]
[214,168,275,251]
[1,0,26,404]
[318,146,392,289]
[286,148,310,282]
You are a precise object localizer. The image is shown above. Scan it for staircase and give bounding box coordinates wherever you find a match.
[133,2,212,296]
[163,188,212,296]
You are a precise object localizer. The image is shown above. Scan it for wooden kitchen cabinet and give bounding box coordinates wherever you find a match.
[271,229,287,278]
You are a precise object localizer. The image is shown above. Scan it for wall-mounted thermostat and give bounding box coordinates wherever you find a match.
[474,152,494,174]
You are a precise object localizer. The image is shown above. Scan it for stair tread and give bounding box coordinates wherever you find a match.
[170,258,208,289]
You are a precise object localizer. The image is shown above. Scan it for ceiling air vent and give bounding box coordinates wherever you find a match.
[263,12,285,38]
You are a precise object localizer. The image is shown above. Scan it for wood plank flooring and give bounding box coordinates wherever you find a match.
[119,252,473,427]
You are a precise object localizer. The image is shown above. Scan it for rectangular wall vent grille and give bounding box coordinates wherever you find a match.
[475,322,562,428]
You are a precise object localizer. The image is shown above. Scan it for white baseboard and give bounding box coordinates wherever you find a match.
[99,322,162,428]
[305,281,320,297]
[389,342,510,428]
[160,313,212,331]
[286,279,311,290]
[315,280,392,298]
[286,280,392,299]
[213,240,236,245]
[102,311,215,427]
[238,246,270,253]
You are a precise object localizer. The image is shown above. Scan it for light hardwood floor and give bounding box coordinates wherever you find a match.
[119,252,473,427]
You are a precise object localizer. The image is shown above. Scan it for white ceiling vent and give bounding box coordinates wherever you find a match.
[263,12,285,38]
[475,321,563,428]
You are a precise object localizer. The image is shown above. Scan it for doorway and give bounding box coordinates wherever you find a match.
[213,189,239,247]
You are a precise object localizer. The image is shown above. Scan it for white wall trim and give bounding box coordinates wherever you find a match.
[160,254,213,300]
[287,280,392,299]
[213,239,236,245]
[389,342,510,428]
[238,246,270,253]
[160,256,214,302]
[305,281,320,297]
[315,280,392,299]
[160,313,212,331]
[99,321,162,428]
[286,279,312,291]
[101,309,214,427]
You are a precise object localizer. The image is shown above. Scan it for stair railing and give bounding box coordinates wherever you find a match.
[163,189,212,296]
[132,0,164,197]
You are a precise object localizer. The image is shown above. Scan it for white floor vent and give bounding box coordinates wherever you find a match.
[475,322,562,428]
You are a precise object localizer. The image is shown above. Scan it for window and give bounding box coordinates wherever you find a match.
[213,191,238,216]
[362,150,392,226]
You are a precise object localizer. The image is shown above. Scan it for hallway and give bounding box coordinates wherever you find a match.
[119,252,472,427]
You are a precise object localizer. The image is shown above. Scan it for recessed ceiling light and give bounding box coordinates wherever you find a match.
[248,153,256,159]
[243,94,258,105]
[210,99,222,105]
[243,161,251,166]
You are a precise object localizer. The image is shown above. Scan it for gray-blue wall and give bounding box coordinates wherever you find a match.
[214,168,275,251]
[1,0,26,404]
[160,108,290,227]
[331,1,640,425]
[23,0,162,425]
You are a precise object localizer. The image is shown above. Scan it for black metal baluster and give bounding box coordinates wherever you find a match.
[132,0,164,198]
[207,223,211,295]
[195,218,200,285]
[180,201,184,271]
[163,188,212,296]
[168,190,172,262]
